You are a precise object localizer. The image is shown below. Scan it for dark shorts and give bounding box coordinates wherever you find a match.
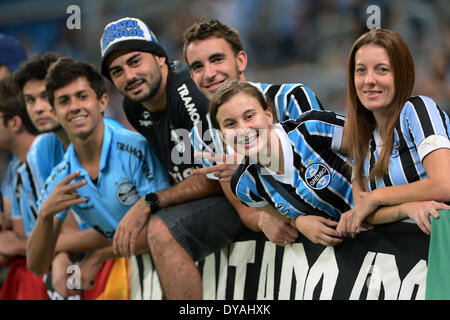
[152,195,247,261]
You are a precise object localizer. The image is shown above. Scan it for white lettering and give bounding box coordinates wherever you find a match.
[366,5,381,29]
[228,241,256,299]
[257,242,276,300]
[303,246,339,300]
[398,259,427,300]
[278,243,309,299]
[367,253,401,300]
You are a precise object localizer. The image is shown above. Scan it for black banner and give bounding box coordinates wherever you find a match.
[131,221,429,300]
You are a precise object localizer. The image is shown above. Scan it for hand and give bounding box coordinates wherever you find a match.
[191,152,243,183]
[260,213,299,246]
[400,201,450,235]
[351,191,379,233]
[337,209,374,238]
[51,252,78,298]
[113,197,149,258]
[336,209,353,238]
[295,215,343,246]
[39,171,87,219]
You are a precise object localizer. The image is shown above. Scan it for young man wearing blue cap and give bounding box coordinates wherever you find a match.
[100,17,248,299]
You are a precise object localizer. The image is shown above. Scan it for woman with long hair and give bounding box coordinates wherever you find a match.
[338,28,450,235]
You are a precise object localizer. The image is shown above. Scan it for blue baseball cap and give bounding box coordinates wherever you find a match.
[100,17,167,80]
[0,34,27,72]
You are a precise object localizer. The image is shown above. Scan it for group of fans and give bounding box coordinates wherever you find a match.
[0,16,449,300]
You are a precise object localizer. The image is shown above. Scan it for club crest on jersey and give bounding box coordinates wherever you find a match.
[116,181,139,206]
[304,163,331,190]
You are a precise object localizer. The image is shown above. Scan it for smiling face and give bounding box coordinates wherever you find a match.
[23,79,61,133]
[216,92,273,160]
[107,50,164,104]
[185,37,247,100]
[354,44,395,117]
[53,76,107,139]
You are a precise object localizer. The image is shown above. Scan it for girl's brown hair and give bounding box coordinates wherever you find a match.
[209,80,275,131]
[346,29,415,188]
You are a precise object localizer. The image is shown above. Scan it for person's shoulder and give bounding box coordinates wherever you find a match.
[104,117,126,129]
[401,95,442,119]
[28,133,61,156]
[107,122,149,150]
[296,109,345,122]
[167,60,192,85]
[7,156,21,175]
[404,95,437,109]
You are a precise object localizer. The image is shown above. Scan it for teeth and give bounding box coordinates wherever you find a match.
[206,80,224,89]
[70,115,87,123]
[127,81,142,91]
[238,135,257,145]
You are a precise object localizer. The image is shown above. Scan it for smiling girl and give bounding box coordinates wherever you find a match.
[209,81,362,246]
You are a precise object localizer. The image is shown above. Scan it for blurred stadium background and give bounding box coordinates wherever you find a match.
[0,0,448,183]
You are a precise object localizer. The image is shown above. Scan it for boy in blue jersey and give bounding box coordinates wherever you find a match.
[16,53,125,237]
[26,58,171,293]
[16,53,122,298]
[0,75,51,299]
[0,75,38,264]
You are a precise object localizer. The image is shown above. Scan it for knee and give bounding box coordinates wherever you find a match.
[147,217,173,252]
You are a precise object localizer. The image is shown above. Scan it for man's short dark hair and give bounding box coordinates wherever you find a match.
[15,52,64,89]
[182,19,244,64]
[46,57,106,107]
[0,75,38,134]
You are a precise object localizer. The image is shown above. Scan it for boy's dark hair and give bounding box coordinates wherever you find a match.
[182,19,243,64]
[46,57,106,107]
[0,75,38,135]
[15,52,64,89]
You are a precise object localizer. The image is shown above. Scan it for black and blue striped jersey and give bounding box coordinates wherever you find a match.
[190,82,324,176]
[230,110,353,220]
[365,95,450,191]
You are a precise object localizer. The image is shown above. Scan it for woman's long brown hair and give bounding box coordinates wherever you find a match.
[346,29,415,189]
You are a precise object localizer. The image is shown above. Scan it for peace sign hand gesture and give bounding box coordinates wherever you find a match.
[39,171,87,220]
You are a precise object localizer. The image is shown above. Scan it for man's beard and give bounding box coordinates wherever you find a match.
[126,73,162,104]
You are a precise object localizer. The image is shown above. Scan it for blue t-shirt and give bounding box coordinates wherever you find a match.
[24,117,124,236]
[8,156,25,221]
[231,110,353,220]
[38,121,171,240]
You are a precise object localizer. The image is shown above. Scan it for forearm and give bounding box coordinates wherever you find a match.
[55,228,111,253]
[371,178,450,207]
[220,181,261,232]
[365,204,406,225]
[91,228,149,263]
[158,173,223,209]
[26,215,60,275]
